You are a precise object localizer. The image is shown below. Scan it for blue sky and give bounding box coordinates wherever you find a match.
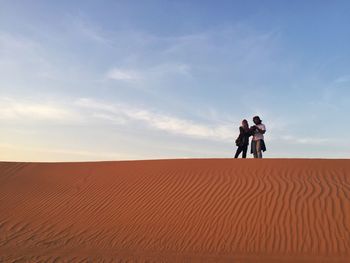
[1,0,350,161]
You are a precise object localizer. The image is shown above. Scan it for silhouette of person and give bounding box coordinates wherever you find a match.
[234,119,251,158]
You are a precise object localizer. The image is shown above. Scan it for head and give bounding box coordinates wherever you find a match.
[253,116,262,125]
[242,119,249,128]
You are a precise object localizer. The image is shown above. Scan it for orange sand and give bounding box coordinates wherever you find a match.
[0,159,350,262]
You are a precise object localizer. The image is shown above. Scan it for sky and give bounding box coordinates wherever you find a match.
[1,0,350,161]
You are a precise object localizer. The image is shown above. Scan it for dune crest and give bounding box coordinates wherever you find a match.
[1,159,350,262]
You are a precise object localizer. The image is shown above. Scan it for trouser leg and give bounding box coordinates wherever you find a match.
[235,146,243,158]
[242,145,247,158]
[252,140,258,158]
[256,140,262,158]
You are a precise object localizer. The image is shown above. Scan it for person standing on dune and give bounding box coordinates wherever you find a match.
[234,119,251,158]
[250,116,266,158]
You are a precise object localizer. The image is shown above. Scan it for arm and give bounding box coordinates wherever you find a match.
[256,125,266,134]
[257,128,266,134]
[235,127,244,143]
[248,126,255,136]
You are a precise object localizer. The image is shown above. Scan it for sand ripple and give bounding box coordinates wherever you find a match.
[0,159,350,262]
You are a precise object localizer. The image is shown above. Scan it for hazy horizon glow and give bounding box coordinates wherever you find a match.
[1,1,350,161]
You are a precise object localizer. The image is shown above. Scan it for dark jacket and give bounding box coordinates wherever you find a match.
[251,139,267,153]
[235,126,251,147]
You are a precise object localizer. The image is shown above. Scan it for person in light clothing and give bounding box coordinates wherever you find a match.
[250,116,266,158]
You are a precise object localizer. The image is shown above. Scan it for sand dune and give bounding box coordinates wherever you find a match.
[0,159,350,262]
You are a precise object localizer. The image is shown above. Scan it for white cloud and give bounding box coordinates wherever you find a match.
[0,142,138,161]
[91,112,126,124]
[149,63,192,77]
[0,96,338,160]
[279,135,330,145]
[106,68,139,81]
[0,97,78,122]
[105,63,191,83]
[1,96,331,151]
[75,98,233,142]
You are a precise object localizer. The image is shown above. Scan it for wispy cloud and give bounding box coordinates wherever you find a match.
[68,13,112,45]
[0,95,231,142]
[105,63,192,83]
[149,63,192,77]
[75,98,232,142]
[0,97,78,122]
[0,142,138,161]
[106,68,139,81]
[0,95,341,161]
[2,96,330,148]
[279,135,330,145]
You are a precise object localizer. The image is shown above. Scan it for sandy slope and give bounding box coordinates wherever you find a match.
[0,159,349,262]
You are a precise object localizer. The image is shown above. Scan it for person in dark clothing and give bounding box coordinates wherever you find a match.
[234,119,251,158]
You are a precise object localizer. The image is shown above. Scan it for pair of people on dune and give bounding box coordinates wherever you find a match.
[234,116,266,159]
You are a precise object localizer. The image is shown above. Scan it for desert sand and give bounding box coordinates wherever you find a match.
[0,159,350,262]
